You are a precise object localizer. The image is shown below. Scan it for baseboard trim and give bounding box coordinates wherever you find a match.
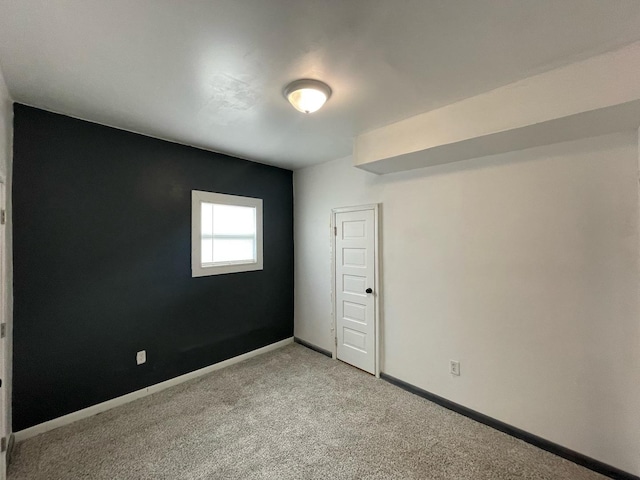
[293,337,332,357]
[14,337,294,442]
[380,373,638,480]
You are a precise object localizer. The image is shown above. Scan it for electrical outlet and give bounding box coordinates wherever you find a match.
[136,350,146,365]
[450,360,460,376]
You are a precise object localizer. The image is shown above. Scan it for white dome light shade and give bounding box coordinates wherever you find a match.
[284,79,332,114]
[287,88,327,113]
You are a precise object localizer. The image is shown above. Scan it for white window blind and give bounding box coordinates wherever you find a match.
[201,203,256,265]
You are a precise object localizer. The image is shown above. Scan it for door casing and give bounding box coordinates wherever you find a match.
[331,204,380,377]
[0,179,7,480]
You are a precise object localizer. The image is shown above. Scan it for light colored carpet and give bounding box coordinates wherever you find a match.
[9,343,606,480]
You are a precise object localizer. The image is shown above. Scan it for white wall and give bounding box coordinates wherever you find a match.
[294,132,640,475]
[0,64,13,479]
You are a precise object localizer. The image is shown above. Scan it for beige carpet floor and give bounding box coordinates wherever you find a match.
[9,343,606,480]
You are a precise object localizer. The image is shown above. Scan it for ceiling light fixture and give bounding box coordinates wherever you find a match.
[284,79,332,114]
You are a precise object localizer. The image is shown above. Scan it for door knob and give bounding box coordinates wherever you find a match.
[366,288,373,294]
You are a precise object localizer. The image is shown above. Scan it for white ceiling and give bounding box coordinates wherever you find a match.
[1,1,640,170]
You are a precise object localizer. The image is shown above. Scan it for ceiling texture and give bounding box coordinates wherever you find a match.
[1,0,640,170]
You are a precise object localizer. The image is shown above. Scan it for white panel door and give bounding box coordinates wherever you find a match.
[335,209,376,374]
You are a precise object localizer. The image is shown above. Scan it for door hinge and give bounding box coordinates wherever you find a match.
[0,210,5,225]
[1,437,7,453]
[334,226,337,236]
[0,323,5,338]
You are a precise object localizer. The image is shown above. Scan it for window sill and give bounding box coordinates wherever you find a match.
[192,261,263,277]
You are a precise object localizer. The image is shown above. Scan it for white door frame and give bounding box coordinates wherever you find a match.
[330,204,380,378]
[0,177,6,480]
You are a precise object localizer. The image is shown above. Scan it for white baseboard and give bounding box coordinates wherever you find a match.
[14,337,293,442]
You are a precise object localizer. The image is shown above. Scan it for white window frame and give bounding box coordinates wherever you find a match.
[191,190,263,277]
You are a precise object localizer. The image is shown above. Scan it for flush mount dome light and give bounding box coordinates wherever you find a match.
[284,79,332,114]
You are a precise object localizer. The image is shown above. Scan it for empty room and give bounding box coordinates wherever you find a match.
[0,1,638,479]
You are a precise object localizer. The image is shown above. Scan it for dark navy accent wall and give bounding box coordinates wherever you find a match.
[12,104,294,430]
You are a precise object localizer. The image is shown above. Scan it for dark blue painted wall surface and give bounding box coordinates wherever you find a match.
[12,104,294,430]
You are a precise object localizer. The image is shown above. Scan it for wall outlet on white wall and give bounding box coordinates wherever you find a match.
[136,350,146,365]
[450,360,460,376]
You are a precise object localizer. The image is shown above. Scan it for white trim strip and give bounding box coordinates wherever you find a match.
[14,337,293,442]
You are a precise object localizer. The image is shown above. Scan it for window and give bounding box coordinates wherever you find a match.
[192,190,263,277]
